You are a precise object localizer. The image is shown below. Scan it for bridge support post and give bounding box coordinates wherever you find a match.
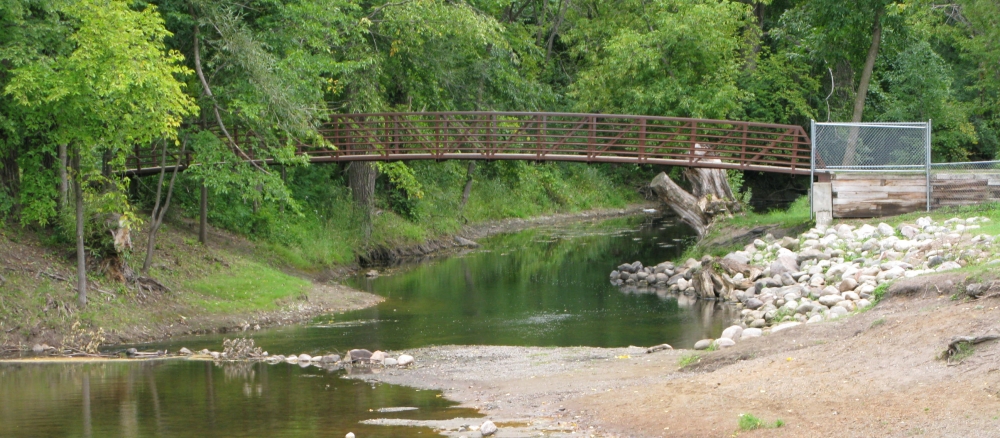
[812,182,832,228]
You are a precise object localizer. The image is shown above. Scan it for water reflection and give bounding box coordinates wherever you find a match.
[0,360,475,438]
[135,214,737,354]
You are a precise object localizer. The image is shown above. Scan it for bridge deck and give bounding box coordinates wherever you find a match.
[126,112,812,176]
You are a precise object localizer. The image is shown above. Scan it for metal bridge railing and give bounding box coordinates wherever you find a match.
[126,112,813,176]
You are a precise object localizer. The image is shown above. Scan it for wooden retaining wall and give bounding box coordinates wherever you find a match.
[831,172,1000,218]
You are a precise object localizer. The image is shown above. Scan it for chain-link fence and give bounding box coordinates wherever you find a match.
[811,121,932,218]
[930,161,1000,209]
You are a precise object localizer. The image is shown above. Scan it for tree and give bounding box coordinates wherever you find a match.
[5,0,197,306]
[568,0,751,119]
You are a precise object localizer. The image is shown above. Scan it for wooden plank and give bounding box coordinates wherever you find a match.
[835,186,927,194]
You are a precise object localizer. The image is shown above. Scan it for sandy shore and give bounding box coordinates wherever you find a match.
[349,271,1000,437]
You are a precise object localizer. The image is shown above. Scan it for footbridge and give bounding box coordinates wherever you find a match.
[126,112,812,176]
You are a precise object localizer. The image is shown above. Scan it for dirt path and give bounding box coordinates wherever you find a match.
[351,272,1000,437]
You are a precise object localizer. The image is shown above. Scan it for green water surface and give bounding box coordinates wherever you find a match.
[1,213,737,437]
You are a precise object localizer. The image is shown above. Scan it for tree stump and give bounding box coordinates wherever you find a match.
[649,145,741,237]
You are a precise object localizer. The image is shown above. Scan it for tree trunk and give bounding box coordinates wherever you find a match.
[0,144,19,217]
[72,148,87,307]
[349,161,378,239]
[649,147,740,238]
[59,143,68,214]
[650,172,707,237]
[459,161,476,210]
[842,6,883,166]
[199,183,208,245]
[142,141,185,275]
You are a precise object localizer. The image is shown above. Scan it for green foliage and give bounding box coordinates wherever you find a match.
[569,0,750,119]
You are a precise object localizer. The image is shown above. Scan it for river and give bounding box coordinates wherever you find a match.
[0,213,738,437]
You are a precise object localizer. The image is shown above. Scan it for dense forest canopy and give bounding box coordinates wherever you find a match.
[1,0,999,302]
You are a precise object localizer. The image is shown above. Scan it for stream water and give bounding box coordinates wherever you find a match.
[0,213,738,437]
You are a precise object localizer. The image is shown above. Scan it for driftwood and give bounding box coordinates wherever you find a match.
[649,145,741,237]
[944,334,1000,358]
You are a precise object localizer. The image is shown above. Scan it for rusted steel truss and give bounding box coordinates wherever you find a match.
[125,112,812,176]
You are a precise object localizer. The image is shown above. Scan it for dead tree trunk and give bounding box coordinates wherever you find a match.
[349,161,378,239]
[59,143,68,214]
[842,6,883,166]
[459,161,476,210]
[649,145,741,238]
[198,183,208,245]
[141,140,186,275]
[72,147,87,307]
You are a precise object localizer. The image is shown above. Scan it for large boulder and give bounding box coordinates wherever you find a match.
[745,298,764,310]
[694,339,713,350]
[818,294,843,307]
[480,421,498,436]
[348,349,373,362]
[769,254,800,277]
[720,325,743,341]
[720,254,752,276]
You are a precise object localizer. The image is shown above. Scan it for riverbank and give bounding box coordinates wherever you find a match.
[0,201,657,352]
[345,206,1000,437]
[351,270,1000,437]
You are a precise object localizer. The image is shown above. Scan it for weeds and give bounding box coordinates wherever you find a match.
[870,318,886,328]
[738,413,785,431]
[949,342,975,362]
[678,353,700,367]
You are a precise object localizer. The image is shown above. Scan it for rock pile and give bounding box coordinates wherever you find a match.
[611,216,996,346]
[177,345,416,369]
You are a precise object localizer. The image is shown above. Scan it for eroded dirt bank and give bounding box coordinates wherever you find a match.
[351,272,1000,437]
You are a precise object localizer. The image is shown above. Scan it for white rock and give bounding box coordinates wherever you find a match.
[807,314,823,323]
[857,299,872,309]
[741,328,763,339]
[397,354,415,366]
[298,354,312,362]
[829,306,849,317]
[715,338,736,348]
[179,347,193,355]
[936,261,962,271]
[480,421,498,436]
[721,325,744,341]
[370,350,387,363]
[843,291,861,301]
[877,223,895,237]
[384,358,398,366]
[818,294,843,307]
[770,322,802,333]
[346,433,355,438]
[694,339,713,350]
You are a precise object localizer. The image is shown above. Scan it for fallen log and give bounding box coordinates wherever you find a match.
[944,334,1000,358]
[649,144,741,238]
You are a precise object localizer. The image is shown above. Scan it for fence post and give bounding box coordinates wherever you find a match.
[925,119,932,212]
[810,119,816,221]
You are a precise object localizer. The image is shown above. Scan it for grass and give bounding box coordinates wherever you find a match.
[184,260,310,313]
[678,353,700,367]
[870,318,887,328]
[950,341,976,362]
[680,195,812,260]
[738,413,785,431]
